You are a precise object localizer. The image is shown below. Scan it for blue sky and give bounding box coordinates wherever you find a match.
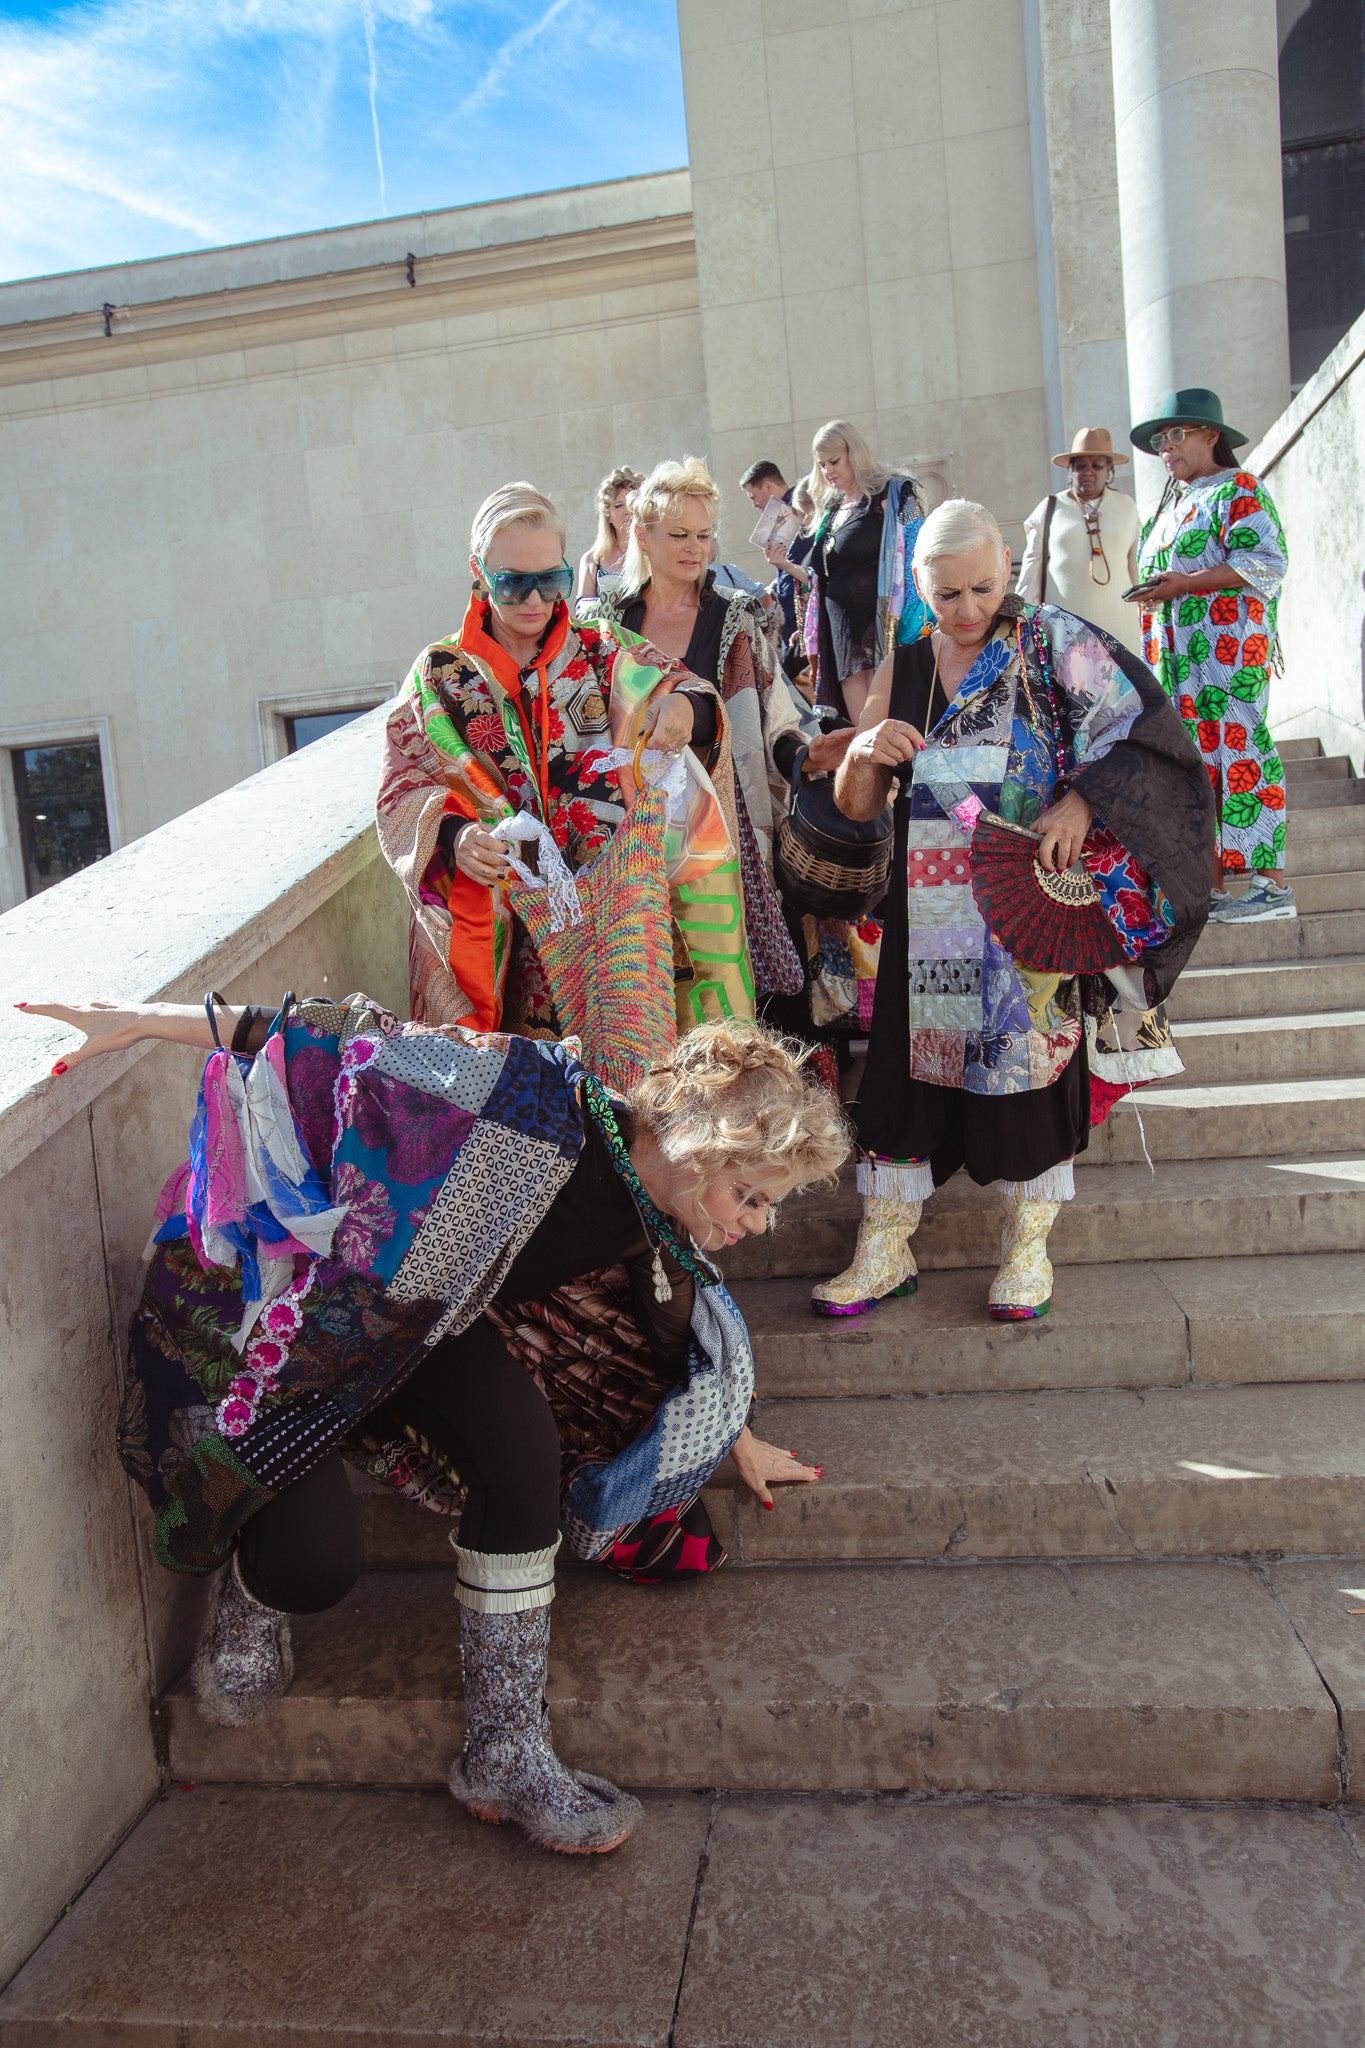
[0,0,689,282]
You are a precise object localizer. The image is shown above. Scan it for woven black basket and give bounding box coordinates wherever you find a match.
[773,750,894,921]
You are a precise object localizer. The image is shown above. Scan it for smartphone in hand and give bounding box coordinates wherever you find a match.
[1122,579,1164,603]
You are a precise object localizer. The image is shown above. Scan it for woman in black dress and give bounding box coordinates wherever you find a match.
[806,419,928,727]
[812,498,1213,1321]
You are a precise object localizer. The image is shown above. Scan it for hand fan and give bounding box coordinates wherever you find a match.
[969,811,1127,974]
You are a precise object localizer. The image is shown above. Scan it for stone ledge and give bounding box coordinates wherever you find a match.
[0,706,395,1182]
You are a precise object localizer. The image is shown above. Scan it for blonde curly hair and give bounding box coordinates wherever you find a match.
[626,1020,849,1195]
[621,454,722,596]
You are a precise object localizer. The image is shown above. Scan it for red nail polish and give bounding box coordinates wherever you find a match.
[51,1061,68,1076]
[763,1500,773,1511]
[815,1466,824,1478]
[13,1001,27,1009]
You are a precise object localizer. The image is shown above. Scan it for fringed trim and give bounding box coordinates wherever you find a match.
[451,1537,561,1614]
[997,1160,1075,1204]
[857,1156,935,1203]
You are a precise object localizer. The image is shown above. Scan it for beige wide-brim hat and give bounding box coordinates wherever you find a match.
[1051,427,1130,469]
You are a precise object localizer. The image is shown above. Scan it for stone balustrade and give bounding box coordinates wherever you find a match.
[0,706,405,1979]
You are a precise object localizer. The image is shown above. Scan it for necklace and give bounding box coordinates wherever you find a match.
[581,1076,717,1300]
[1078,493,1112,586]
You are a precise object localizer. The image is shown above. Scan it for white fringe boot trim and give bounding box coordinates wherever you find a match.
[452,1536,561,1614]
[856,1156,935,1203]
[996,1159,1075,1205]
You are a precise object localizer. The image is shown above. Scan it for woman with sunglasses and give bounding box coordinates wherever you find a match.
[378,482,753,1036]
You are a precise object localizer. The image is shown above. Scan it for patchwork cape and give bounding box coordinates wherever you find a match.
[119,998,755,1575]
[901,600,1214,1098]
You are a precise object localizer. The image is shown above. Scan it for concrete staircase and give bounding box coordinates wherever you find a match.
[6,738,1365,2043]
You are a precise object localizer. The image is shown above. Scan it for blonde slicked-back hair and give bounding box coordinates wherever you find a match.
[590,464,643,565]
[469,481,566,564]
[626,1020,849,1199]
[621,454,722,595]
[810,419,897,509]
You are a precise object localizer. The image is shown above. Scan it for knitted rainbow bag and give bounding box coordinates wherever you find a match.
[515,743,676,1092]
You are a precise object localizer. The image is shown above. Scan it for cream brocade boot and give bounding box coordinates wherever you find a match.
[988,1190,1062,1321]
[811,1190,923,1318]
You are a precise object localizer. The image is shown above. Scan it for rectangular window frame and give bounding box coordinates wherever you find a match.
[0,716,121,912]
[256,685,396,767]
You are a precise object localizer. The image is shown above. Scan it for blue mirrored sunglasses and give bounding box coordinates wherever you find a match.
[476,556,573,605]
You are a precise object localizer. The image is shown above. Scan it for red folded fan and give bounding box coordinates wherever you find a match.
[969,810,1128,974]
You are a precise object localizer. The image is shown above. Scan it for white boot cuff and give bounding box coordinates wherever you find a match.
[997,1160,1075,1203]
[857,1156,935,1203]
[452,1537,561,1613]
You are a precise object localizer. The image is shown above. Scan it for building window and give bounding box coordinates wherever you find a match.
[257,685,394,766]
[11,740,112,897]
[1279,0,1365,388]
[283,706,374,753]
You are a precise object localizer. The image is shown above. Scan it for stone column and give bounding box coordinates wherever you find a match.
[1025,0,1132,469]
[1110,0,1290,502]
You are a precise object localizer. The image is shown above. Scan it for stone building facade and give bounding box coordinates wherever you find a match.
[0,0,1357,910]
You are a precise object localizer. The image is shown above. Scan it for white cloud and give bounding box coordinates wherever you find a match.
[0,0,686,283]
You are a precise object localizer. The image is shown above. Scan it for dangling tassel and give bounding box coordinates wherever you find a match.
[652,1245,672,1303]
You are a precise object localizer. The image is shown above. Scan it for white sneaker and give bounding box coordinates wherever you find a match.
[1218,878,1297,922]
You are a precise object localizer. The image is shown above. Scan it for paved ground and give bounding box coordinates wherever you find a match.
[3,1785,1365,2046]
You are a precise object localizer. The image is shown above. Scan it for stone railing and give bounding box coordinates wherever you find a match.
[1248,307,1365,770]
[0,709,405,1980]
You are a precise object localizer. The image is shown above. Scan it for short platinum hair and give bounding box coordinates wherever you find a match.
[469,481,566,563]
[912,498,1007,585]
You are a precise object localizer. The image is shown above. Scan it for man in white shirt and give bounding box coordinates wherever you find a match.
[1016,428,1143,654]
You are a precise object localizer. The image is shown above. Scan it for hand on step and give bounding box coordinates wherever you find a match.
[730,1425,823,1511]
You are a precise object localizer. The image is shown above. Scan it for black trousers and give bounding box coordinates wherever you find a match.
[236,1318,562,1615]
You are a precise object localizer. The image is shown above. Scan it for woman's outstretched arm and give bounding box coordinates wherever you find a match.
[15,999,271,1074]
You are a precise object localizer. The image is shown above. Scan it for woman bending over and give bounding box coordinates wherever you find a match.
[26,995,846,1858]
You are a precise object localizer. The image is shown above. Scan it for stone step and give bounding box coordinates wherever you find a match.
[702,1381,1365,1563]
[1277,736,1325,760]
[1294,869,1365,913]
[1193,907,1365,968]
[1170,1010,1365,1085]
[1098,1076,1365,1165]
[1286,751,1351,780]
[8,1787,1365,2048]
[1286,808,1365,875]
[1166,954,1365,1022]
[1292,782,1365,809]
[160,1558,1352,1803]
[723,1153,1365,1281]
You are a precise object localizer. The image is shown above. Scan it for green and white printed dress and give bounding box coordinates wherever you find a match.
[1137,468,1289,874]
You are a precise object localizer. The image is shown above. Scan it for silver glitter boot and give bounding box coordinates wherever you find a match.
[190,1556,295,1728]
[448,1541,642,1856]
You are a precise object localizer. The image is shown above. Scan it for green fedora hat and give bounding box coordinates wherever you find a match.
[1129,386,1248,455]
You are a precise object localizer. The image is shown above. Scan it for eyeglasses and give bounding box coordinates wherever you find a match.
[1149,426,1194,451]
[476,556,574,605]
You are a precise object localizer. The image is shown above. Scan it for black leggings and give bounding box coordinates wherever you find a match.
[236,1318,562,1615]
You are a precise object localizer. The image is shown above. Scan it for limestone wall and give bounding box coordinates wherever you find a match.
[1247,310,1365,772]
[678,0,1052,566]
[0,710,406,1978]
[0,174,707,911]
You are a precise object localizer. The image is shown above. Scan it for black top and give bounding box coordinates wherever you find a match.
[496,1109,695,1376]
[619,575,725,746]
[854,637,1089,1186]
[815,486,886,688]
